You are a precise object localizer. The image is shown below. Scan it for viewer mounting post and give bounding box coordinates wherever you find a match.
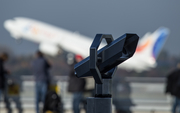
[75,33,139,113]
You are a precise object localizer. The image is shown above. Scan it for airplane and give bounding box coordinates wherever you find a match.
[4,17,170,72]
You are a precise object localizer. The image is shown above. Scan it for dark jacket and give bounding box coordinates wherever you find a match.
[32,57,51,82]
[165,69,180,98]
[0,59,7,89]
[68,62,86,92]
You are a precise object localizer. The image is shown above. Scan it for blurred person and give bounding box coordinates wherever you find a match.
[112,76,134,113]
[0,52,23,113]
[31,51,51,113]
[0,52,12,113]
[6,74,23,113]
[165,63,180,113]
[68,54,86,113]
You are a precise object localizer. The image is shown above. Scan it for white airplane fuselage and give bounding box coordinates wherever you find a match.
[4,17,170,72]
[4,18,96,57]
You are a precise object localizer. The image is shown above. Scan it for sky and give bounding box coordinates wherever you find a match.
[0,1,180,56]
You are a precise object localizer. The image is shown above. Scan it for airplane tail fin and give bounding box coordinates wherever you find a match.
[135,27,170,66]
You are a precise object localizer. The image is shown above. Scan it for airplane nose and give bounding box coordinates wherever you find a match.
[4,19,21,39]
[4,20,15,30]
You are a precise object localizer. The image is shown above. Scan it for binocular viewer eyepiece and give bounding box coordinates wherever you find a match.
[74,33,139,84]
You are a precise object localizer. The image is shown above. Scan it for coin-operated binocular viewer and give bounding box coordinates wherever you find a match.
[75,33,139,113]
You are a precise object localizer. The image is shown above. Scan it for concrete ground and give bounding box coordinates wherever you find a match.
[0,77,172,113]
[0,108,171,113]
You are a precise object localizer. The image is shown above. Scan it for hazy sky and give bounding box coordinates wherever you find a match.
[0,1,180,56]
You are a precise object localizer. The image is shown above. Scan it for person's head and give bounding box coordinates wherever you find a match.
[35,50,43,58]
[0,52,9,61]
[177,63,180,69]
[75,54,83,63]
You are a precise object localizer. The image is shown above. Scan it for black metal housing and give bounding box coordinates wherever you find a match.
[74,33,139,84]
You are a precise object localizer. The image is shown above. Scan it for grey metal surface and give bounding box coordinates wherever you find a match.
[87,97,112,113]
[95,79,112,96]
